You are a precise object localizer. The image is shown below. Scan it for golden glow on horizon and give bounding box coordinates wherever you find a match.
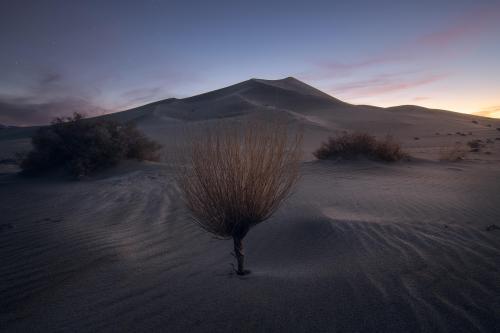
[337,94,500,119]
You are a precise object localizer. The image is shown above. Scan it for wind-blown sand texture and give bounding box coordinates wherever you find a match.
[1,78,499,332]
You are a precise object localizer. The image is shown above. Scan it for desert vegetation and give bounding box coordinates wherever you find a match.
[177,120,302,275]
[467,139,485,152]
[314,132,406,162]
[20,113,161,178]
[439,143,468,161]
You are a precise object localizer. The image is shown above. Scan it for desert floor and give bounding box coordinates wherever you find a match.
[1,158,499,332]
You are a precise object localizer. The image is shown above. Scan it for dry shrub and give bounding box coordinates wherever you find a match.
[177,120,302,275]
[375,136,407,162]
[467,139,485,152]
[314,132,406,162]
[20,113,161,178]
[439,143,467,162]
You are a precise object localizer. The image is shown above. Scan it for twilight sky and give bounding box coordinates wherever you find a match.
[1,0,500,125]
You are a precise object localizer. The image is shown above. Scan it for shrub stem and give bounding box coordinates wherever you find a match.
[233,237,247,275]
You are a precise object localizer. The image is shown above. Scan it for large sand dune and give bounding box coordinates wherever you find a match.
[1,78,499,332]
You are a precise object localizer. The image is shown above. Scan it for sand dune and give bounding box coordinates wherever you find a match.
[1,78,499,332]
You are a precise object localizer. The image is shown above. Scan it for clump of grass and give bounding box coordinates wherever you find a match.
[439,143,467,162]
[467,139,484,152]
[177,120,302,275]
[313,132,407,162]
[20,113,161,178]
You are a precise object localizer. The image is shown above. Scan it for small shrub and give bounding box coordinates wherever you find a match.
[374,136,407,162]
[472,120,478,124]
[467,139,484,148]
[497,128,500,131]
[467,139,484,150]
[314,132,406,162]
[439,143,467,162]
[20,113,161,178]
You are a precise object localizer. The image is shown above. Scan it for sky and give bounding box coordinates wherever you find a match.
[1,0,499,125]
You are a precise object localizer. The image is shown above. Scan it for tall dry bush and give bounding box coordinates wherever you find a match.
[177,120,302,275]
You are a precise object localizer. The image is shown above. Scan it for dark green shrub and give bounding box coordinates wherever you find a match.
[20,113,161,178]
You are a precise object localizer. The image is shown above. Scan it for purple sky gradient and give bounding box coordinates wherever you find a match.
[1,0,499,125]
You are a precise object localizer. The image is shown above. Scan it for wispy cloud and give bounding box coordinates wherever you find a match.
[0,97,108,126]
[0,67,199,125]
[415,8,499,48]
[307,5,500,80]
[413,96,430,101]
[329,73,447,99]
[0,71,108,126]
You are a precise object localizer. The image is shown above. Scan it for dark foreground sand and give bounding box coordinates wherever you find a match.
[1,78,499,332]
[1,160,499,332]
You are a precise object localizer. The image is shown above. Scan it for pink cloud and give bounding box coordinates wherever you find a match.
[305,5,500,80]
[329,73,447,98]
[417,7,500,48]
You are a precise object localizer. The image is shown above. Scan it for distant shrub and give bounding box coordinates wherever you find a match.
[374,136,407,162]
[314,132,407,162]
[20,113,161,178]
[439,143,467,162]
[467,139,484,151]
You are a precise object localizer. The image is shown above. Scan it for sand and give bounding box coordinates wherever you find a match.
[1,77,499,332]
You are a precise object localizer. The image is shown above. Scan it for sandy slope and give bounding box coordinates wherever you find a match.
[1,77,500,332]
